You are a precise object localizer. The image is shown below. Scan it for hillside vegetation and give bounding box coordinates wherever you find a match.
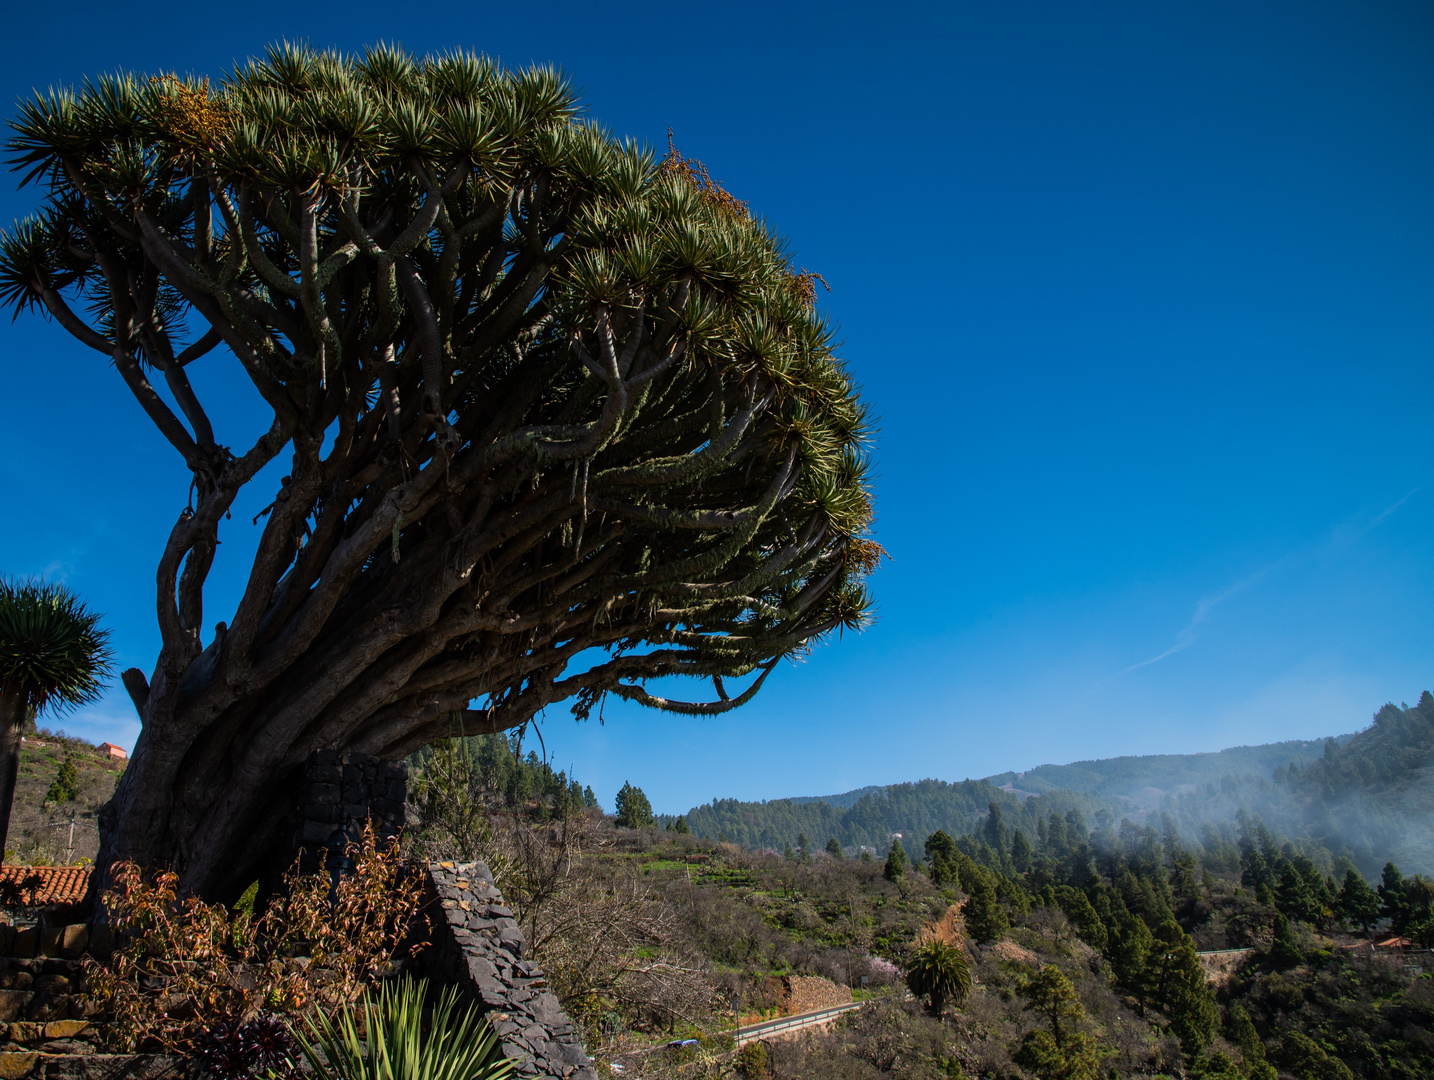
[409,718,1434,1080]
[2,728,125,865]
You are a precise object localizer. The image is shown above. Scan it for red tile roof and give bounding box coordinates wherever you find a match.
[0,866,91,906]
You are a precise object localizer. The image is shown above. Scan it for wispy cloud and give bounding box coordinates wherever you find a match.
[1121,573,1265,674]
[1110,488,1420,680]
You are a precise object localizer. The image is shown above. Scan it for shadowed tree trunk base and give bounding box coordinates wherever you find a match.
[0,694,23,862]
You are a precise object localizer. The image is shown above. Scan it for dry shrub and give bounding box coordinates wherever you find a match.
[492,813,717,1036]
[84,822,428,1052]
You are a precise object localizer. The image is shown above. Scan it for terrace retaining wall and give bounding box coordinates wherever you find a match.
[423,862,597,1080]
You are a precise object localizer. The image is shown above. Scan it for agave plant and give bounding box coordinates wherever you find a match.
[0,579,114,857]
[293,977,512,1080]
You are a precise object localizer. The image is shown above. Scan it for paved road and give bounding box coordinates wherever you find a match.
[736,1001,866,1045]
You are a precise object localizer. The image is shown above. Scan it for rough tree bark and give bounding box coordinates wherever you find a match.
[0,46,879,901]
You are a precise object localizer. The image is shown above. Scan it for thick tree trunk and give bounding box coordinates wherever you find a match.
[94,717,343,904]
[0,691,26,863]
[92,665,511,906]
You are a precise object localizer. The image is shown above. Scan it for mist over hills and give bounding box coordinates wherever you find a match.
[791,737,1340,812]
[678,693,1434,876]
[980,737,1343,808]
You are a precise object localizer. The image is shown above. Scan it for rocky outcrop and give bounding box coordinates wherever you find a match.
[423,862,596,1080]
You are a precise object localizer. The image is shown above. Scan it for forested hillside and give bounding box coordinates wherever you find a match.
[411,728,1434,1080]
[685,780,1110,857]
[680,695,1434,877]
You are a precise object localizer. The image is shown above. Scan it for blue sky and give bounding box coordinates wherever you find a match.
[1,0,1431,814]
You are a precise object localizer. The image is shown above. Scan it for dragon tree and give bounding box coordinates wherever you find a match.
[0,45,878,900]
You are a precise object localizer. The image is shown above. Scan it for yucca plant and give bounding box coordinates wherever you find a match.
[0,579,114,858]
[0,43,878,899]
[293,977,512,1080]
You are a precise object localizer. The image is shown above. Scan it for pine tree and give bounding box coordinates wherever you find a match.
[1378,862,1408,931]
[1337,870,1380,934]
[884,839,908,882]
[44,756,80,805]
[924,829,959,886]
[1017,964,1084,1049]
[583,785,600,810]
[825,837,844,858]
[1110,912,1155,1014]
[964,870,1009,944]
[1225,1004,1278,1080]
[1010,828,1033,873]
[614,781,655,830]
[797,833,810,861]
[1268,913,1302,969]
[1276,1032,1355,1080]
[1150,920,1217,1055]
[1054,887,1108,951]
[1276,859,1324,923]
[983,801,1008,855]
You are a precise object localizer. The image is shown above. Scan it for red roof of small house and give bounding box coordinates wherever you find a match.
[0,866,92,906]
[1375,937,1413,949]
[98,743,128,759]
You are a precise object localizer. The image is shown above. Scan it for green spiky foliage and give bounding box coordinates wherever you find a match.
[905,939,972,1016]
[0,44,877,897]
[295,976,512,1080]
[0,579,114,856]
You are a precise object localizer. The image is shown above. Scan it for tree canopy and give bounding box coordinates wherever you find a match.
[614,781,655,830]
[0,44,877,898]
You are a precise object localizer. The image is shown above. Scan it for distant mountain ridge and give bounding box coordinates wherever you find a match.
[679,700,1433,874]
[777,737,1342,813]
[787,785,885,810]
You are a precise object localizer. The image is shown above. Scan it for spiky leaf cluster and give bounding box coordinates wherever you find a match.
[0,579,115,715]
[0,43,877,764]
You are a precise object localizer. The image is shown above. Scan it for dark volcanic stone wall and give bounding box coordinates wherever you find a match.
[424,862,597,1080]
[284,751,408,873]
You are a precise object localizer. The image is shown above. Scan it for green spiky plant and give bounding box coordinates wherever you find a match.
[905,939,972,1016]
[294,976,512,1080]
[0,579,114,858]
[0,43,878,900]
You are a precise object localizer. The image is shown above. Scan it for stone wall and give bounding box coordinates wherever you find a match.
[782,975,853,1015]
[0,955,102,1062]
[423,862,596,1080]
[0,1053,184,1080]
[282,751,408,874]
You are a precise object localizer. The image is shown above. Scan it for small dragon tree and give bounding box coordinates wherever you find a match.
[0,580,115,857]
[0,45,879,900]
